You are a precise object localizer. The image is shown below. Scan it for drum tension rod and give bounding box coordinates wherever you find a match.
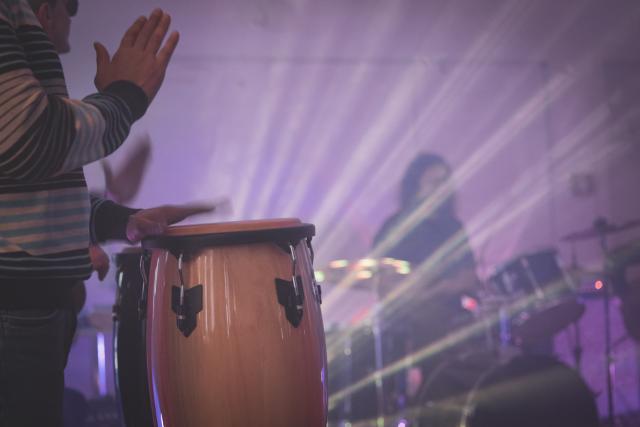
[170,253,204,337]
[112,270,124,322]
[275,242,305,327]
[137,250,151,320]
[306,237,322,304]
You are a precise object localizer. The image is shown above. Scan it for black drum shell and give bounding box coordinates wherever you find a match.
[113,250,154,427]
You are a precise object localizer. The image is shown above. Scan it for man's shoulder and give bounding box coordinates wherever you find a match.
[0,0,40,28]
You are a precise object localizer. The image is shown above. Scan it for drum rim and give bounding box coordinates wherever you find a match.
[142,223,315,252]
[161,218,303,236]
[114,247,144,262]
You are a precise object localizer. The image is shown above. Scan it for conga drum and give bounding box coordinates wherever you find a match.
[112,247,154,427]
[143,219,327,427]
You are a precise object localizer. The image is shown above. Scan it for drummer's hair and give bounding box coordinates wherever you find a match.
[400,152,450,207]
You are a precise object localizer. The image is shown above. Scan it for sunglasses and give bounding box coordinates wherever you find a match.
[66,0,78,17]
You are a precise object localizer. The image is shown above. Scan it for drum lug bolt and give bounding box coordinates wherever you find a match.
[170,253,204,337]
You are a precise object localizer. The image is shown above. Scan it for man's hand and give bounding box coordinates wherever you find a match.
[89,244,110,281]
[94,9,179,102]
[125,200,231,243]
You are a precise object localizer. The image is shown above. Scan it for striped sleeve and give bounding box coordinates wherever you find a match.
[0,1,148,183]
[90,195,140,243]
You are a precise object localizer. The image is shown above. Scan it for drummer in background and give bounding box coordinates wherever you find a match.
[373,153,482,395]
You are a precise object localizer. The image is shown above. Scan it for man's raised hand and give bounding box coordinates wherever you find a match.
[94,9,179,102]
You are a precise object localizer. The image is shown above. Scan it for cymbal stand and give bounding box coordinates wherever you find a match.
[572,321,583,373]
[598,226,616,426]
[371,268,385,426]
[567,243,584,372]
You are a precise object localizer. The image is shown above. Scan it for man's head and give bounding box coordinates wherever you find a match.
[28,0,78,54]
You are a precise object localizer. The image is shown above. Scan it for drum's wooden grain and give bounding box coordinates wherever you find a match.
[145,220,327,427]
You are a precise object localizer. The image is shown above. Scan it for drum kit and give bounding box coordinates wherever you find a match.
[323,218,640,427]
[323,251,597,427]
[111,219,328,427]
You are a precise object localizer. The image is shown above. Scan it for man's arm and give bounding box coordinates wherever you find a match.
[0,2,177,182]
[90,195,221,244]
[90,195,140,243]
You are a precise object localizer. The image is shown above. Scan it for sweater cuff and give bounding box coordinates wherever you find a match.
[104,80,149,122]
[91,197,141,243]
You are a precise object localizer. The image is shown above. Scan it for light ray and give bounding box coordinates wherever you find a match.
[321,68,576,313]
[231,0,343,219]
[253,0,414,219]
[314,5,639,264]
[296,0,539,226]
[325,127,623,362]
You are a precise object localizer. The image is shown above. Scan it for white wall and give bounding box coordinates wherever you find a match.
[59,0,640,293]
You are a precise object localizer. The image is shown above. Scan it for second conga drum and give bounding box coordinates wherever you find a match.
[143,219,327,427]
[113,247,154,427]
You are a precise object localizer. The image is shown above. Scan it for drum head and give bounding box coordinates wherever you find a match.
[142,218,315,253]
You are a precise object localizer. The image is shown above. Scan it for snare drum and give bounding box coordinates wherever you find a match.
[143,219,327,427]
[487,250,584,344]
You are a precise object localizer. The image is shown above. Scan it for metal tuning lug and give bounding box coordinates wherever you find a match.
[170,253,203,337]
[275,242,305,327]
[306,237,322,305]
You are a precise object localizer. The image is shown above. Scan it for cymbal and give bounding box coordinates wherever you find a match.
[562,218,640,242]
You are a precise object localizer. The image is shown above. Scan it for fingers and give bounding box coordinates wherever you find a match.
[157,31,180,69]
[134,9,164,50]
[146,13,171,54]
[165,204,215,225]
[126,215,167,243]
[93,42,111,91]
[97,263,108,281]
[120,15,147,48]
[188,204,217,215]
[212,198,233,215]
[94,42,110,68]
[89,245,110,281]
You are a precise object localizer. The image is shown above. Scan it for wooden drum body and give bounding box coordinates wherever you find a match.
[143,219,328,427]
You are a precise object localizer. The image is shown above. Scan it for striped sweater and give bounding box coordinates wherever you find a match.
[0,0,148,280]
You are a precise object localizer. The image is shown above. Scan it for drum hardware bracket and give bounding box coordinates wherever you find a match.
[112,271,124,322]
[171,253,204,337]
[171,285,203,337]
[275,243,305,327]
[138,250,151,320]
[314,281,322,305]
[305,237,322,305]
[275,276,305,327]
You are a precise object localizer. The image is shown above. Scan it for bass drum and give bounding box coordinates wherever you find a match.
[112,248,154,427]
[413,353,599,427]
